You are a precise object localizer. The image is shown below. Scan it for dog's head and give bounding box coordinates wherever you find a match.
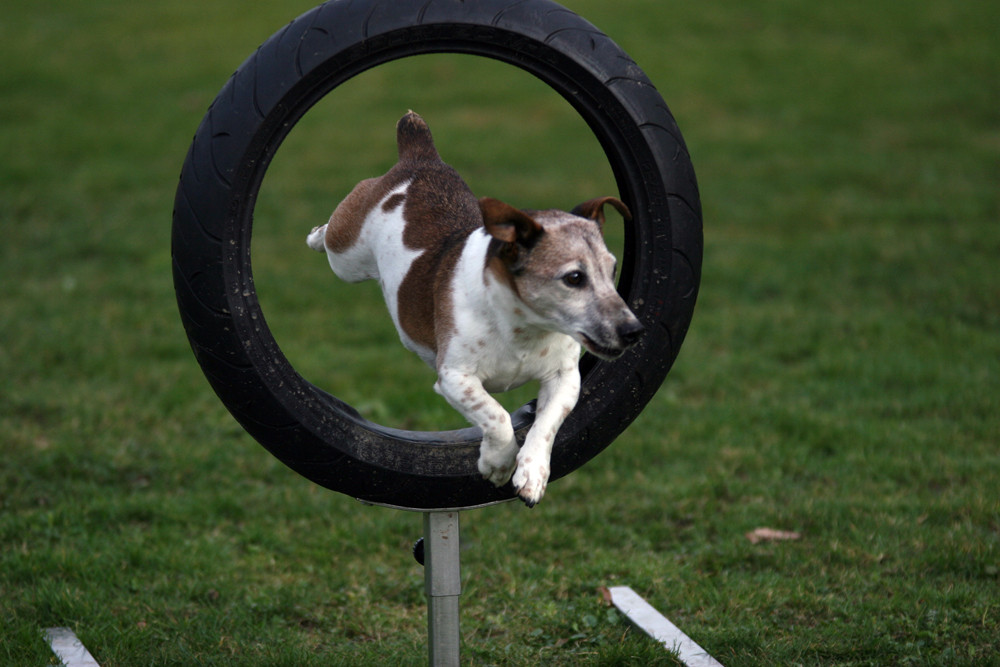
[481,196,644,360]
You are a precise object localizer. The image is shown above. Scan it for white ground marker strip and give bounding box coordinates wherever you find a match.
[45,627,101,667]
[607,586,724,667]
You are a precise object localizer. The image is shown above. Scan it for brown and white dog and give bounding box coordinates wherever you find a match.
[307,111,643,506]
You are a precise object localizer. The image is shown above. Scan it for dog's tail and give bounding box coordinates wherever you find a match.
[396,111,440,163]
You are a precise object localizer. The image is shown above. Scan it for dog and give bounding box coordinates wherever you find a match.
[307,111,643,506]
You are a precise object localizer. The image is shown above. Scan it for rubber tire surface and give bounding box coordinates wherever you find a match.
[172,0,702,511]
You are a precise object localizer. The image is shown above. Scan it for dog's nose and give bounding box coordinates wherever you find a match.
[618,318,645,347]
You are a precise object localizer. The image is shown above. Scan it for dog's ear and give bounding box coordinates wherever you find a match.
[480,197,544,249]
[570,197,632,231]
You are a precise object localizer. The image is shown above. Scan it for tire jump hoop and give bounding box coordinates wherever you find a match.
[172,0,701,662]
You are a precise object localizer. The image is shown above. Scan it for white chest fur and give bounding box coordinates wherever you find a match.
[443,229,581,391]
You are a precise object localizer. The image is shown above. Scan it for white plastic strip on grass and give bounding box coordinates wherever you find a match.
[607,586,723,667]
[45,627,100,667]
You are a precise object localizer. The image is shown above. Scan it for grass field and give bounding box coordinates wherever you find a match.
[2,0,998,665]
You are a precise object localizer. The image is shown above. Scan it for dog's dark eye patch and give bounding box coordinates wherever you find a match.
[562,270,587,288]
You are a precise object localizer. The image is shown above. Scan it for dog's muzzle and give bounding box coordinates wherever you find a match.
[580,317,644,360]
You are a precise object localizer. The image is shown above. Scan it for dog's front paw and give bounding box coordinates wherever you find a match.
[477,435,518,487]
[512,455,550,508]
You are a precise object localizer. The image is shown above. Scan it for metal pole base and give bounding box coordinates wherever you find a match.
[422,511,461,667]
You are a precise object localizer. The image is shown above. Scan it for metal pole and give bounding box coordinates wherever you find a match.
[423,511,461,667]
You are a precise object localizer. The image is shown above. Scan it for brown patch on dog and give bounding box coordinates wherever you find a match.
[325,112,441,255]
[390,115,486,357]
[325,177,390,252]
[382,193,406,212]
[484,253,517,293]
[480,198,545,294]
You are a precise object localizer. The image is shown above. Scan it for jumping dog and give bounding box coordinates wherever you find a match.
[307,112,642,506]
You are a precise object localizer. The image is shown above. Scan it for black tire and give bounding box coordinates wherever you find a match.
[172,0,702,510]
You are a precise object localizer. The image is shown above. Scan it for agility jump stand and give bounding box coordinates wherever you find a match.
[413,510,725,667]
[419,512,462,666]
[171,2,702,666]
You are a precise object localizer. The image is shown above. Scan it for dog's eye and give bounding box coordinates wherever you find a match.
[562,271,587,288]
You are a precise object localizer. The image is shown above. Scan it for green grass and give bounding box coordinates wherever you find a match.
[2,0,998,665]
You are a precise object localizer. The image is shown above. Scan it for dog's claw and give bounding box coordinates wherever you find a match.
[512,464,548,507]
[515,482,539,508]
[515,486,543,508]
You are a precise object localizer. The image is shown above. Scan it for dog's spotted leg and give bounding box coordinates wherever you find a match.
[512,362,581,507]
[434,368,519,486]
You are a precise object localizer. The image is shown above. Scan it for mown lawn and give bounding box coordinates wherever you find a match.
[2,0,997,665]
